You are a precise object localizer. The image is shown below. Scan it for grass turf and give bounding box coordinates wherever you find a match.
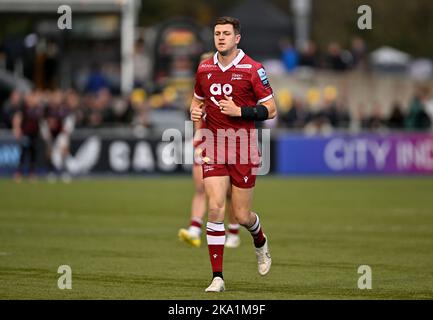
[0,176,432,299]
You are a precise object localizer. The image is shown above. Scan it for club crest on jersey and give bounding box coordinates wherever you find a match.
[257,67,270,87]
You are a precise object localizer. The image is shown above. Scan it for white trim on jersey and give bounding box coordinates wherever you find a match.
[213,49,245,72]
[257,94,274,104]
[194,92,205,100]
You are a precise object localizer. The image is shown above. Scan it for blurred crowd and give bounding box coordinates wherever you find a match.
[275,85,433,134]
[279,37,369,73]
[0,86,184,131]
[2,31,432,134]
[1,84,432,133]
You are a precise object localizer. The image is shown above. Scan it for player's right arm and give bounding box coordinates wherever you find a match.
[191,64,206,122]
[190,96,204,122]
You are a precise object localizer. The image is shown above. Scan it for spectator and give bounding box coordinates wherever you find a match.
[366,102,387,130]
[112,97,133,124]
[281,98,310,129]
[130,88,150,128]
[299,41,318,68]
[405,87,432,131]
[321,86,339,127]
[160,86,179,110]
[325,42,348,71]
[350,36,368,70]
[133,39,152,89]
[65,89,85,128]
[304,115,334,136]
[425,95,433,126]
[42,90,74,181]
[2,90,22,129]
[85,88,114,127]
[85,63,110,94]
[12,91,45,182]
[387,102,405,129]
[351,103,370,132]
[279,39,298,73]
[335,99,351,129]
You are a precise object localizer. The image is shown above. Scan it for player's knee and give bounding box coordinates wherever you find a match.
[195,184,205,194]
[233,210,252,226]
[208,205,224,215]
[208,210,224,222]
[208,201,225,219]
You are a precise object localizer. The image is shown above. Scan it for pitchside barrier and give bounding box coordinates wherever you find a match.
[0,129,432,176]
[0,128,275,176]
[276,132,433,175]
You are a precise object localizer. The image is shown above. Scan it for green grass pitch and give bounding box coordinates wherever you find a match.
[0,176,432,299]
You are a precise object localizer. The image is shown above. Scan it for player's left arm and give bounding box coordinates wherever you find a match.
[219,95,276,120]
[260,97,277,119]
[220,64,276,120]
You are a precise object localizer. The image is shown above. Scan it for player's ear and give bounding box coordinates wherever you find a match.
[235,34,241,44]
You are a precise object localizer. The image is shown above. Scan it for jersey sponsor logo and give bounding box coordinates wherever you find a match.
[209,83,233,107]
[236,64,252,69]
[231,73,243,81]
[201,64,215,68]
[257,67,270,87]
[210,83,233,96]
[210,96,220,107]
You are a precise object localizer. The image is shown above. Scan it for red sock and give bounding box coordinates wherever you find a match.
[246,213,265,248]
[206,222,225,276]
[190,217,202,229]
[227,223,240,235]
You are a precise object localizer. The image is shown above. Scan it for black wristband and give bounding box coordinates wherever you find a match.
[240,105,269,121]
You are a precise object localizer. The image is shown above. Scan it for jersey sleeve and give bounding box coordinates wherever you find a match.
[193,68,205,101]
[251,64,273,104]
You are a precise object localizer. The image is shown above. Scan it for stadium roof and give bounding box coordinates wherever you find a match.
[0,0,141,94]
[0,0,135,12]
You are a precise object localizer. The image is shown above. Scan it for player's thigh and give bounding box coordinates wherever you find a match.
[192,165,204,193]
[226,184,232,199]
[204,175,230,211]
[230,185,254,226]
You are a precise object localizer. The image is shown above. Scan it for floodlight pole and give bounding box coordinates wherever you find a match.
[121,0,138,95]
[290,0,312,50]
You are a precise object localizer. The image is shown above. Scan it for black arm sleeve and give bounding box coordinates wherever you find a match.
[240,105,269,121]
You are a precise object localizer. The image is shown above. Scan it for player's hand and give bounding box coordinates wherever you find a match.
[219,95,241,117]
[190,102,204,122]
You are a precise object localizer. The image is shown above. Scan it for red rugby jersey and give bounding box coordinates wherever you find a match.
[193,49,273,133]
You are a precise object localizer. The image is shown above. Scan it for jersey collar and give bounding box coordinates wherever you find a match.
[213,49,245,72]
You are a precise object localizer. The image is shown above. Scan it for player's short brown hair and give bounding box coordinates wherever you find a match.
[214,16,241,35]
